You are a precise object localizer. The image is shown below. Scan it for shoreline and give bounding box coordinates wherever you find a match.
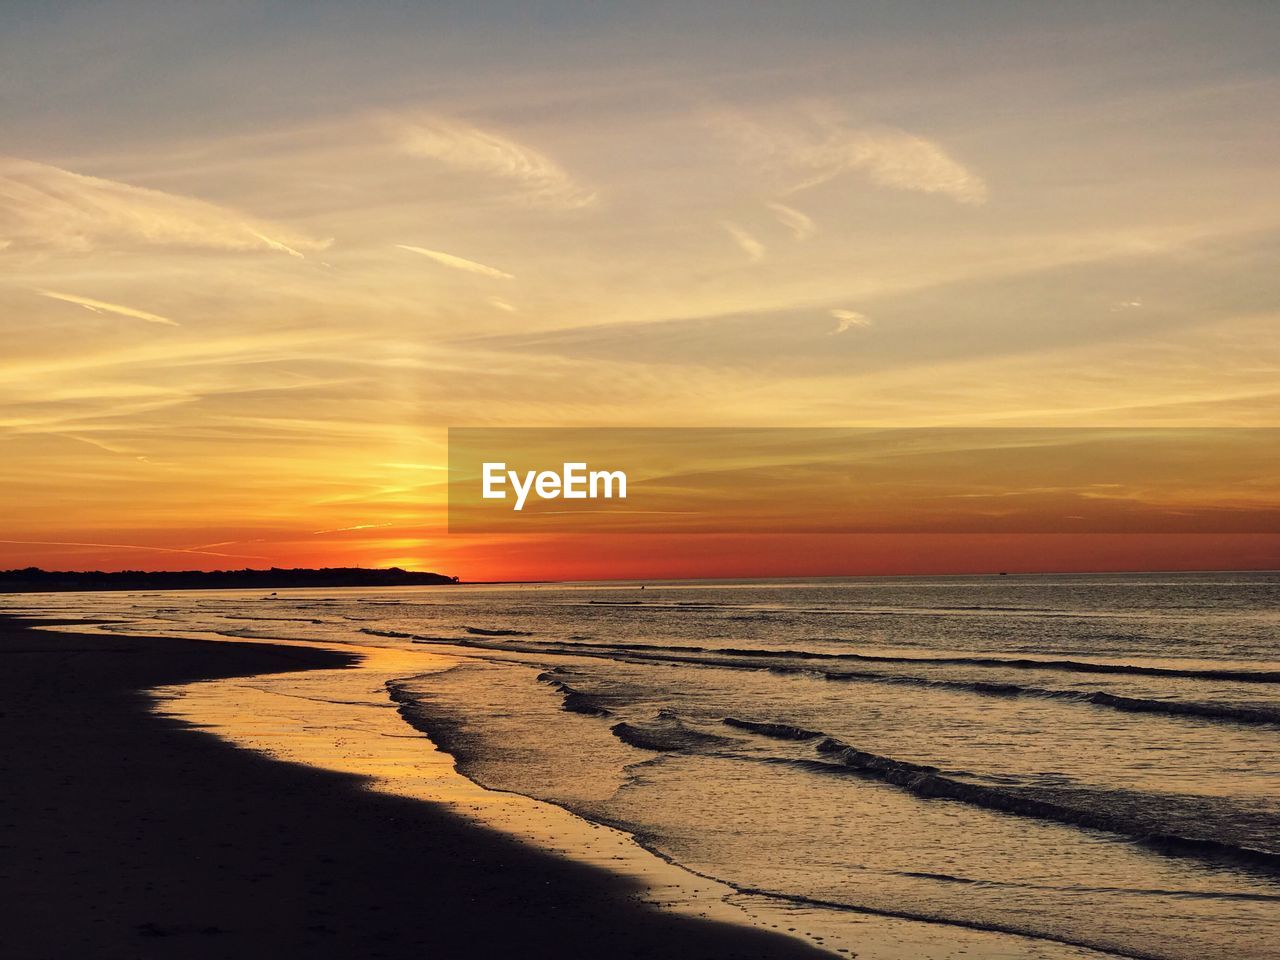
[145,624,1108,960]
[0,614,832,959]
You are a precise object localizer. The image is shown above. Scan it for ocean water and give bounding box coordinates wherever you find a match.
[7,572,1279,960]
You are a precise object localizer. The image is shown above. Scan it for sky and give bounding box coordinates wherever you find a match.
[2,1,1279,580]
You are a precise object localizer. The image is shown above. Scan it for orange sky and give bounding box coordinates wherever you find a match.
[3,4,1279,581]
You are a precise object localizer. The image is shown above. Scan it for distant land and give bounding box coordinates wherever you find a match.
[0,567,459,593]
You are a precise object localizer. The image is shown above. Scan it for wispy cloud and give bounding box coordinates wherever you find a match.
[244,227,306,259]
[311,522,395,535]
[396,244,514,279]
[385,114,597,210]
[714,106,987,205]
[808,129,988,205]
[57,433,140,457]
[488,296,518,312]
[0,158,329,256]
[38,289,178,326]
[0,538,267,560]
[722,222,765,262]
[767,201,816,239]
[830,308,871,333]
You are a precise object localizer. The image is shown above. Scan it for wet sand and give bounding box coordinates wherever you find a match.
[0,615,830,959]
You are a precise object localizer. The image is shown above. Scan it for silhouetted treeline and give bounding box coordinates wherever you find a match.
[0,567,459,593]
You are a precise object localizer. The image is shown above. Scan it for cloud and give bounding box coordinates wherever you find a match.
[311,522,395,535]
[811,130,988,205]
[767,201,816,240]
[186,539,267,551]
[396,244,514,279]
[722,222,765,262]
[0,538,267,560]
[488,296,518,312]
[714,107,987,205]
[244,228,306,259]
[385,114,597,210]
[830,308,871,333]
[0,157,329,256]
[38,289,178,326]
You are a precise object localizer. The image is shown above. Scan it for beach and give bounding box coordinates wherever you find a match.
[0,614,829,959]
[8,4,1278,957]
[3,574,1276,960]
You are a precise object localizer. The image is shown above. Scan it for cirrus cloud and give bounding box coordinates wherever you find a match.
[713,106,988,206]
[0,157,329,257]
[384,113,597,210]
[38,289,178,326]
[830,308,871,333]
[722,221,766,262]
[396,243,515,279]
[767,201,816,239]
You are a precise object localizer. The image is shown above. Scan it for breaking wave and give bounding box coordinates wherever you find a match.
[712,720,1280,872]
[363,629,1280,727]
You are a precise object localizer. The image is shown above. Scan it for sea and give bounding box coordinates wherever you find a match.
[6,571,1279,960]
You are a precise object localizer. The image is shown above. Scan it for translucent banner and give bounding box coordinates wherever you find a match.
[447,428,1280,534]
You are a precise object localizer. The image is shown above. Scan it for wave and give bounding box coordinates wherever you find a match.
[704,647,1280,684]
[582,600,1064,612]
[220,613,333,624]
[860,655,1280,684]
[465,626,534,637]
[816,673,1280,726]
[536,670,612,716]
[385,674,472,766]
[372,627,1280,683]
[611,713,735,752]
[530,690,1278,871]
[1072,690,1280,725]
[723,717,824,740]
[373,630,1280,728]
[791,736,1280,873]
[579,599,1169,623]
